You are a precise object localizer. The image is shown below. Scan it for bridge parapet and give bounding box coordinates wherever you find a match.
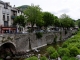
[0,34,16,47]
[0,29,78,52]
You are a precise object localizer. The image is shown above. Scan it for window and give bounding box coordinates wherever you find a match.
[7,16,9,21]
[3,15,5,20]
[4,3,8,9]
[4,21,8,27]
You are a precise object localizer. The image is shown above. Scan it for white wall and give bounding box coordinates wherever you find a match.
[17,10,22,16]
[0,2,23,27]
[0,4,4,26]
[0,4,12,26]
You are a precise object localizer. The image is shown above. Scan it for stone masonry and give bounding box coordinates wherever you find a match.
[0,29,78,52]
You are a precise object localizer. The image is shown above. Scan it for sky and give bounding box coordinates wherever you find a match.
[2,0,80,20]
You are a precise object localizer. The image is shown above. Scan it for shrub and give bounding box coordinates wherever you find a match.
[40,56,47,60]
[25,56,38,60]
[50,51,59,59]
[0,59,2,60]
[58,48,70,57]
[69,57,78,60]
[36,32,43,39]
[67,44,75,50]
[75,43,80,49]
[62,56,69,60]
[69,46,79,56]
[47,46,55,55]
[62,56,78,60]
[62,42,68,48]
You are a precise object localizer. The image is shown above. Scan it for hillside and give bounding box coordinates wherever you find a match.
[17,5,29,11]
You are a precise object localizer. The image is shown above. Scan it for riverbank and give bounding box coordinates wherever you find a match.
[24,30,80,60]
[0,29,78,60]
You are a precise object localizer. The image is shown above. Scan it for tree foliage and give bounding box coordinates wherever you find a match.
[58,48,70,57]
[54,16,61,27]
[47,46,59,59]
[13,15,26,27]
[47,46,55,54]
[43,12,54,27]
[50,51,59,59]
[62,56,78,60]
[69,46,79,56]
[59,14,75,28]
[36,17,44,28]
[77,19,80,28]
[24,4,43,31]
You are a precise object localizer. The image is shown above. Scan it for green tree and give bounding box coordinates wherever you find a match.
[24,4,43,32]
[43,12,54,28]
[14,15,26,27]
[54,16,61,27]
[36,17,44,29]
[77,19,80,28]
[13,15,26,32]
[70,20,75,27]
[60,14,75,29]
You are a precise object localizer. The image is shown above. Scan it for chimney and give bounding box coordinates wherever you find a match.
[14,5,15,7]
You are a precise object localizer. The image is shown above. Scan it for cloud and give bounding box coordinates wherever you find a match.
[2,0,80,20]
[58,9,70,14]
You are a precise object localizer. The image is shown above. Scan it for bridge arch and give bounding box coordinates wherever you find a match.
[0,42,16,48]
[0,42,16,58]
[0,42,16,50]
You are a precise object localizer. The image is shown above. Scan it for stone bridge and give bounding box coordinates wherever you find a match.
[0,29,78,53]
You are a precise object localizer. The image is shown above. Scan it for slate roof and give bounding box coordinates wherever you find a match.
[0,0,11,7]
[0,0,4,4]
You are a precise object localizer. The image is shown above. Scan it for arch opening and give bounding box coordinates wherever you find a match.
[0,43,16,59]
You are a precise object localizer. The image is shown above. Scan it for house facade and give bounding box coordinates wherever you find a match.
[0,0,37,33]
[0,1,22,33]
[0,1,11,27]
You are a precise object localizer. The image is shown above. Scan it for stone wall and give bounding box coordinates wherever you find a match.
[0,29,78,52]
